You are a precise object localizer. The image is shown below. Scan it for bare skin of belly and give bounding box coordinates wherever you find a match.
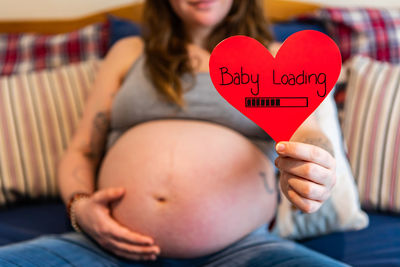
[97,120,277,258]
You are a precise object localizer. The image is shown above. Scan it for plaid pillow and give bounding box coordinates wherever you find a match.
[0,22,108,76]
[312,8,400,117]
[317,8,400,64]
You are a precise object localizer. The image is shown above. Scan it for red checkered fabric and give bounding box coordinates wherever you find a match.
[317,8,400,64]
[0,22,109,76]
[313,8,400,116]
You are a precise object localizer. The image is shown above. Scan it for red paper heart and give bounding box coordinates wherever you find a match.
[209,30,342,142]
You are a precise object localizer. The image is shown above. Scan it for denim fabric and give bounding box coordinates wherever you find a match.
[0,224,349,267]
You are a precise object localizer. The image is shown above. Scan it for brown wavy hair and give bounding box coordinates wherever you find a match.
[142,0,273,108]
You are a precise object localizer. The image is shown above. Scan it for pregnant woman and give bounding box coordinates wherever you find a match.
[0,0,347,266]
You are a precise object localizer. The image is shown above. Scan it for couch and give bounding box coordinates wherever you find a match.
[0,1,399,266]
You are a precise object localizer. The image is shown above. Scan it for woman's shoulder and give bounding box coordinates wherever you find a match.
[112,36,144,52]
[105,36,145,78]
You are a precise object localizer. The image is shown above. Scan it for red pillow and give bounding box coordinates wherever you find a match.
[312,8,400,116]
[317,8,400,64]
[0,22,109,76]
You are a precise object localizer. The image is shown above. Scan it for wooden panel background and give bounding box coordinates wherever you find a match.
[0,0,320,34]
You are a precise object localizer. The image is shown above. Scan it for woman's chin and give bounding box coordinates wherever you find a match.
[188,16,225,29]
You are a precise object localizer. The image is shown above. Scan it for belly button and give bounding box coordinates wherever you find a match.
[154,195,167,203]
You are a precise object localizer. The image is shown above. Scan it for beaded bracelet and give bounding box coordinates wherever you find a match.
[66,192,91,233]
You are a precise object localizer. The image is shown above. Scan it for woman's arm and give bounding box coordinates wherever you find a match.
[57,37,142,204]
[56,38,160,261]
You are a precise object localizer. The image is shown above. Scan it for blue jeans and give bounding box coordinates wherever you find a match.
[0,224,349,267]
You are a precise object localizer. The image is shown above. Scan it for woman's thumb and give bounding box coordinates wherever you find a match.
[93,187,125,204]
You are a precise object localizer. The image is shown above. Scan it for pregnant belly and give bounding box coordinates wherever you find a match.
[97,120,277,258]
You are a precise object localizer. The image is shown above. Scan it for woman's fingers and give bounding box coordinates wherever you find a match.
[275,157,332,188]
[92,207,161,260]
[103,214,155,246]
[89,187,161,260]
[276,141,335,170]
[274,141,337,212]
[280,174,322,213]
[286,174,329,202]
[101,237,160,256]
[92,187,126,205]
[74,189,161,261]
[93,187,158,245]
[287,184,322,213]
[100,238,158,261]
[112,249,157,261]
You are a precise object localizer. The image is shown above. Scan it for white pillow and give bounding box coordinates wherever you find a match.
[271,91,369,240]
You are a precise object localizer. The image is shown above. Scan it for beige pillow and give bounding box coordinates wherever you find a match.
[0,60,99,205]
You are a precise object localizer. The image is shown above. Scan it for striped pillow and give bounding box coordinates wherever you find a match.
[0,60,99,206]
[342,56,400,213]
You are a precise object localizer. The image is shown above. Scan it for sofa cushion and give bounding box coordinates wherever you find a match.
[0,203,397,267]
[105,14,367,241]
[108,15,141,48]
[341,56,400,213]
[300,212,400,266]
[0,200,70,246]
[271,20,326,42]
[0,60,100,206]
[0,23,108,76]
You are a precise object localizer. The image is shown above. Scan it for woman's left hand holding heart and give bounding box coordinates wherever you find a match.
[274,141,336,213]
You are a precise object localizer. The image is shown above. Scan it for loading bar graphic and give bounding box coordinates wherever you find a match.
[245,97,308,108]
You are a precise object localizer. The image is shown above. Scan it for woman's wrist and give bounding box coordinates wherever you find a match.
[67,192,92,233]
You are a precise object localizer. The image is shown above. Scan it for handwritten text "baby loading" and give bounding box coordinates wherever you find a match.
[219,67,328,97]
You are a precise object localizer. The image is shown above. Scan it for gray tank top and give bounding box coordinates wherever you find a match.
[106,55,276,160]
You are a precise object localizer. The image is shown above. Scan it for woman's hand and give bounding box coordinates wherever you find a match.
[274,141,336,213]
[74,187,160,261]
